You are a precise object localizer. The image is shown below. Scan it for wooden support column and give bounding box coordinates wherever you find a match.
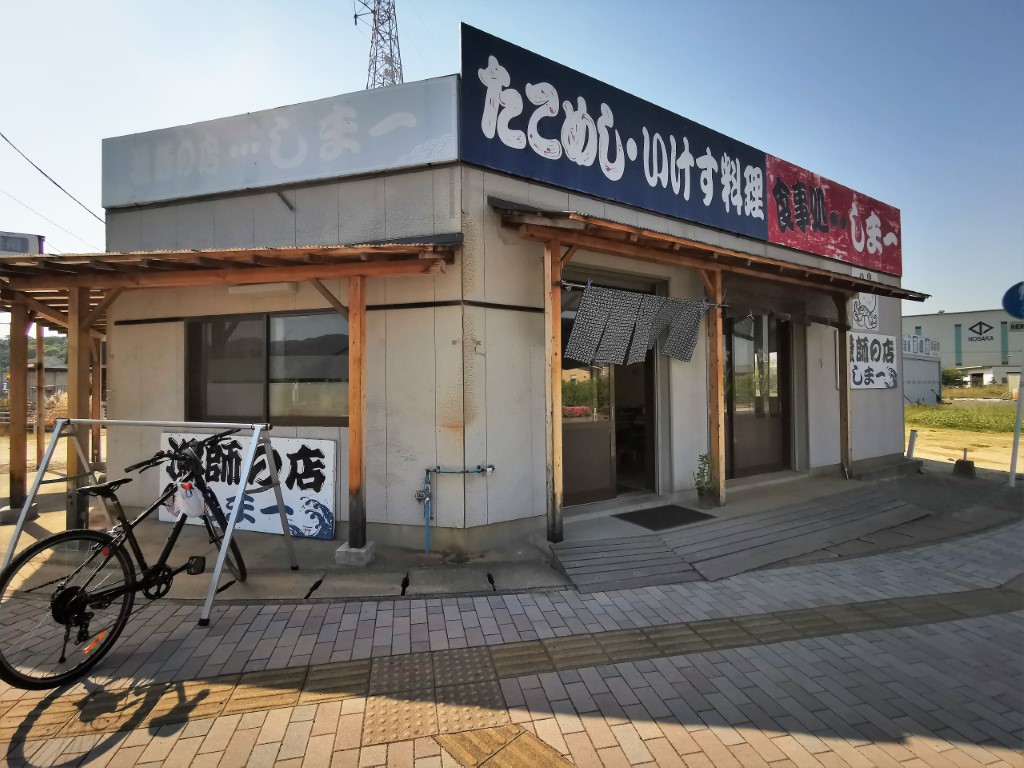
[347,276,367,549]
[8,304,30,508]
[544,241,564,542]
[35,321,45,467]
[67,287,91,528]
[834,293,853,476]
[90,339,102,463]
[705,270,727,505]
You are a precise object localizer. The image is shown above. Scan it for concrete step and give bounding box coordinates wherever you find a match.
[849,456,923,481]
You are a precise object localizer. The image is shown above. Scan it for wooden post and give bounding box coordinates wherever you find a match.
[834,293,853,476]
[347,276,367,549]
[544,242,564,542]
[706,271,727,505]
[8,304,30,508]
[35,321,45,467]
[90,338,102,463]
[67,287,91,528]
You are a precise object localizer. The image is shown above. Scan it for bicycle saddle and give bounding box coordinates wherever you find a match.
[76,478,133,498]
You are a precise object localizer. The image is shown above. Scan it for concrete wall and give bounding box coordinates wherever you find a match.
[105,158,913,543]
[105,167,465,538]
[805,323,842,469]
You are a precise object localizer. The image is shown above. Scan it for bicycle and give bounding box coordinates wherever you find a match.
[0,429,247,690]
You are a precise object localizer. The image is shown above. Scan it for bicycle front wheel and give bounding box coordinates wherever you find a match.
[0,530,136,690]
[203,503,247,583]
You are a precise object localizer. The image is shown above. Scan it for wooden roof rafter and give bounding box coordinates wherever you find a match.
[0,237,462,335]
[489,198,927,302]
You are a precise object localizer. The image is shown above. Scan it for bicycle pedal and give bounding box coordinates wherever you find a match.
[186,556,206,576]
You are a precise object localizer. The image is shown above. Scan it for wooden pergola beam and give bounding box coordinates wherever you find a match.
[67,288,91,528]
[509,218,923,301]
[83,287,122,331]
[833,294,853,476]
[309,279,349,319]
[544,240,564,543]
[8,305,29,508]
[90,338,103,463]
[0,288,107,339]
[35,322,45,467]
[705,270,727,505]
[5,256,450,291]
[347,276,367,550]
[0,243,453,268]
[1,288,68,328]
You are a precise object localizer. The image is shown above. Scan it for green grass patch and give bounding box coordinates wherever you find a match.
[944,384,1013,400]
[905,401,1018,433]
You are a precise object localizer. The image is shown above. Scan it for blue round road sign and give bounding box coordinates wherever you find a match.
[1003,282,1024,320]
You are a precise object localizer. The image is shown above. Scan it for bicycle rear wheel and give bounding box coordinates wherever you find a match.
[202,502,247,583]
[0,530,136,690]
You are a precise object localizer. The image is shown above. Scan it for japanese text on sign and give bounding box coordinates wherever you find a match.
[103,78,458,208]
[849,332,899,390]
[461,24,768,240]
[157,433,336,540]
[461,25,903,276]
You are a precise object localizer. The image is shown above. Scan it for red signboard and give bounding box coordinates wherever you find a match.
[766,155,902,276]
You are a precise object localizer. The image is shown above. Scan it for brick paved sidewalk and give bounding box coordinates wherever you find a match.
[31,520,1023,691]
[1,523,1022,766]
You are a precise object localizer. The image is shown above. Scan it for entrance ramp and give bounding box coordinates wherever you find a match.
[551,486,928,591]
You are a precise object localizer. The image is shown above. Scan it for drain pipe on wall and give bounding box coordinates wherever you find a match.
[415,465,495,553]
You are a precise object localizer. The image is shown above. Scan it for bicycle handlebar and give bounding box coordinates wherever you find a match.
[124,428,242,474]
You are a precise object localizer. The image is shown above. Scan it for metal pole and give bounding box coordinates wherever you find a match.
[1009,367,1023,488]
[907,429,918,459]
[260,429,298,570]
[199,426,264,626]
[1,419,65,569]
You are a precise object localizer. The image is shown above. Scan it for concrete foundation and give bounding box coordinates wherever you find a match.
[0,503,39,526]
[335,541,376,567]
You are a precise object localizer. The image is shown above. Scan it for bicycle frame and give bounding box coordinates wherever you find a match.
[77,461,222,610]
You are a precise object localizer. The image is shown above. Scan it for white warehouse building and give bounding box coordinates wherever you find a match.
[903,309,1021,387]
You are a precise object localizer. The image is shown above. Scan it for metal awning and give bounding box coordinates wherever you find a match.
[0,234,462,335]
[489,197,928,302]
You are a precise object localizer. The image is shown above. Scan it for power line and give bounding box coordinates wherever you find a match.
[0,129,105,225]
[404,0,443,64]
[0,186,102,251]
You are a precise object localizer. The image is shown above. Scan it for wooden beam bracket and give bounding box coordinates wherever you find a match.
[309,279,349,319]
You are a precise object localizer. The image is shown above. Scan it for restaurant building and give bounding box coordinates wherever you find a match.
[0,26,926,558]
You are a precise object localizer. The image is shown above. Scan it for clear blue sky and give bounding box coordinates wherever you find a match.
[2,0,1021,316]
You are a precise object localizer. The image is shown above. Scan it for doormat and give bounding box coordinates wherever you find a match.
[614,505,714,531]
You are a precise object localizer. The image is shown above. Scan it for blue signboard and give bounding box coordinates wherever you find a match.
[460,25,769,240]
[1002,282,1024,320]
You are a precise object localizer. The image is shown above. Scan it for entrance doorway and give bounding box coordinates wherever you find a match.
[724,313,791,478]
[561,288,657,506]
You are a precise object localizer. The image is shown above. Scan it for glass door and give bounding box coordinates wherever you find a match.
[562,362,616,505]
[725,314,790,478]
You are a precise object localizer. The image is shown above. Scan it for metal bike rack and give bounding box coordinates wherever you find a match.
[0,418,299,626]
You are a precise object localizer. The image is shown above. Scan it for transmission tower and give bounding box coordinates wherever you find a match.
[354,0,404,89]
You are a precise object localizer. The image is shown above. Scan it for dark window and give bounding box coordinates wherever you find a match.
[187,312,348,426]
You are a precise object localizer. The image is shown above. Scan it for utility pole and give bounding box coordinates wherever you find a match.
[354,0,404,88]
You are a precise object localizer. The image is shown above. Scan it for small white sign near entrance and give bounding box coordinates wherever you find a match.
[157,433,336,540]
[849,332,899,390]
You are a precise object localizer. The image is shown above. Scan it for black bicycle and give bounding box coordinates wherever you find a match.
[0,429,247,690]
